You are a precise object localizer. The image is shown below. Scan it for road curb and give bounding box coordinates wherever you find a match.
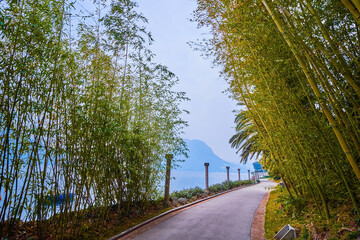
[251,182,277,240]
[108,183,257,240]
[251,191,270,240]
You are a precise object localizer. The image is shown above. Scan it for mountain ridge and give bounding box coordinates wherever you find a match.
[176,139,248,172]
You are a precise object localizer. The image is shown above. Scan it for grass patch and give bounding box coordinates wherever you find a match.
[265,186,360,240]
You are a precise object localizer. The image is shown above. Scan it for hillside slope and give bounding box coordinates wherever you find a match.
[176,139,245,172]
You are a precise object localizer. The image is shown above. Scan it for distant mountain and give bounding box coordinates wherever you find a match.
[175,139,246,172]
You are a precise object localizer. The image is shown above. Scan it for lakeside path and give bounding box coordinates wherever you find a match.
[120,179,277,240]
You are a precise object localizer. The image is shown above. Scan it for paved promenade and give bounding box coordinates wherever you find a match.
[128,179,276,240]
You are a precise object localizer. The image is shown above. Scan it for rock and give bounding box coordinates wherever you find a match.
[178,198,188,204]
[170,197,179,207]
[198,193,205,198]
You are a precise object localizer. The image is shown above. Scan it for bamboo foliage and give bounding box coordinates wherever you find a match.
[341,0,360,23]
[193,0,360,219]
[0,0,188,238]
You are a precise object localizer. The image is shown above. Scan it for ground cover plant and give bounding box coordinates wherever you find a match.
[265,185,360,239]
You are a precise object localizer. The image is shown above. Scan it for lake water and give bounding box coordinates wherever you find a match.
[170,171,251,192]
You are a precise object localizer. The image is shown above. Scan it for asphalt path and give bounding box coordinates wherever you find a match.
[129,179,277,240]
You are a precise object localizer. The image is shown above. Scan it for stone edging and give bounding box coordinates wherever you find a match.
[108,183,257,240]
[251,191,271,240]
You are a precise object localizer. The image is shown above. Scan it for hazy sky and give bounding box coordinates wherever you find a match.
[136,0,251,168]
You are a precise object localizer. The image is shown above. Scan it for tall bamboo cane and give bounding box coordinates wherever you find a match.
[262,0,360,180]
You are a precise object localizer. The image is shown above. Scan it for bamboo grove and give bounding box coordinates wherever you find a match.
[0,0,188,238]
[193,0,360,220]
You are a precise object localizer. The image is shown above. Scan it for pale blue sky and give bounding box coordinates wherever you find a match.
[137,0,251,168]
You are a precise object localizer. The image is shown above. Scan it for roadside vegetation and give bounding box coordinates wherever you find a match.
[170,180,254,205]
[0,0,188,238]
[2,179,256,240]
[193,0,360,235]
[265,185,360,239]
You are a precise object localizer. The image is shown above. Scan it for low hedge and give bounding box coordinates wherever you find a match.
[171,180,255,200]
[171,186,205,199]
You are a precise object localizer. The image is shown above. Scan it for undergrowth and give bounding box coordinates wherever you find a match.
[265,186,360,240]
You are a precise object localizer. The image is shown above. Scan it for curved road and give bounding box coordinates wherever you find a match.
[123,179,276,240]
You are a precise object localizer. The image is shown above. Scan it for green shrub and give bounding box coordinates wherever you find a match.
[187,186,205,197]
[208,183,225,193]
[229,180,241,188]
[275,194,308,218]
[171,186,205,199]
[171,180,253,199]
[241,180,252,184]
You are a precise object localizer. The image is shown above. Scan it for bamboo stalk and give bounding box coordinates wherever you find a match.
[341,0,360,23]
[262,0,360,180]
[351,0,360,14]
[301,0,360,98]
[280,7,360,113]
